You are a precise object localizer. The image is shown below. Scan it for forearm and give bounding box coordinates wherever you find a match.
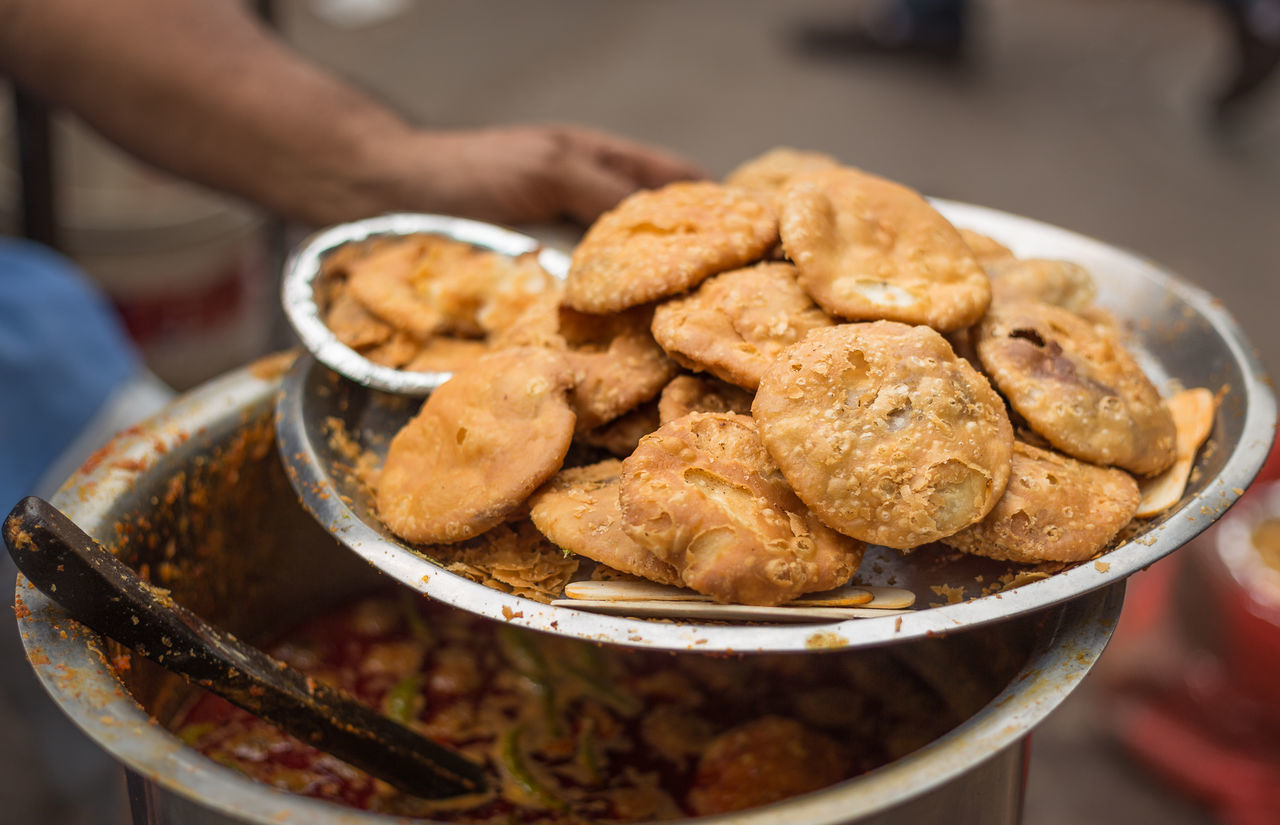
[0,0,419,224]
[1,0,703,227]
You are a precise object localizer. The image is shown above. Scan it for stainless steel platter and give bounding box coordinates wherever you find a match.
[275,203,1276,652]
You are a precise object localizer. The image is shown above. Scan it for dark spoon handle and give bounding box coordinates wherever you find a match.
[3,495,487,798]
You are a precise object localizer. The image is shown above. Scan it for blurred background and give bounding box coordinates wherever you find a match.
[3,0,1278,823]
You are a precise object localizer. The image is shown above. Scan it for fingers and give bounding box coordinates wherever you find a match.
[405,125,705,226]
[545,126,706,223]
[560,126,707,189]
[553,154,642,225]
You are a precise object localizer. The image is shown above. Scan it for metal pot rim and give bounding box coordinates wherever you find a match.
[16,361,1123,824]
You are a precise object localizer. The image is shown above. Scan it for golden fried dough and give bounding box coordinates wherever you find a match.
[974,301,1176,476]
[422,249,561,339]
[362,330,422,369]
[778,168,990,331]
[724,147,840,205]
[688,716,850,816]
[988,258,1096,312]
[560,306,678,430]
[565,181,779,313]
[650,262,834,389]
[486,287,564,350]
[942,442,1140,563]
[316,234,405,300]
[577,401,661,457]
[325,287,395,351]
[943,325,981,368]
[753,322,1013,548]
[427,520,579,603]
[1137,387,1217,517]
[318,235,380,280]
[402,337,490,374]
[658,374,754,424]
[345,236,446,341]
[376,347,576,544]
[958,229,1014,264]
[529,460,682,586]
[619,413,864,605]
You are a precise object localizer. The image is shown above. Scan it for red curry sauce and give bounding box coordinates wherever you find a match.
[172,591,977,822]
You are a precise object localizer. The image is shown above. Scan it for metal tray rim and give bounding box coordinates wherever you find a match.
[275,204,1278,653]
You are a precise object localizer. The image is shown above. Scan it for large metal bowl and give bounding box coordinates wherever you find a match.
[15,358,1121,825]
[276,202,1276,652]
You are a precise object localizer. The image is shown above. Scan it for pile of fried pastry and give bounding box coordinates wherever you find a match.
[321,149,1210,607]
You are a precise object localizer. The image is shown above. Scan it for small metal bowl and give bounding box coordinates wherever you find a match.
[280,213,570,396]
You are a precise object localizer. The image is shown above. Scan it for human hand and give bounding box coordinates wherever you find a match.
[384,124,706,226]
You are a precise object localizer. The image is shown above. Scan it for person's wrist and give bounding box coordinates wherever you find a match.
[350,128,479,221]
[334,122,433,221]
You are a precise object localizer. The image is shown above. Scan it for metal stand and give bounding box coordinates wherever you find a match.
[12,86,59,251]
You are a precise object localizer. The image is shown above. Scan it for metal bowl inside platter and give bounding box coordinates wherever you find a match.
[280,212,570,395]
[277,201,1276,653]
[14,358,1123,825]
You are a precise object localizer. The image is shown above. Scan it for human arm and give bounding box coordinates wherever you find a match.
[0,0,703,226]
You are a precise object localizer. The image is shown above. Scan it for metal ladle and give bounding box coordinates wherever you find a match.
[2,496,488,799]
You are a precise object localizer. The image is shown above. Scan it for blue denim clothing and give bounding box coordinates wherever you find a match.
[0,238,138,509]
